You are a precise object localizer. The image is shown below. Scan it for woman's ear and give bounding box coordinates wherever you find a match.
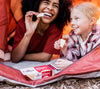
[90,17,96,25]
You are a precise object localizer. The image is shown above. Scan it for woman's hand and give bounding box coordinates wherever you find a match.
[25,11,40,35]
[55,59,73,70]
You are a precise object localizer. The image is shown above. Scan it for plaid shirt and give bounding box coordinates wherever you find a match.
[62,24,100,62]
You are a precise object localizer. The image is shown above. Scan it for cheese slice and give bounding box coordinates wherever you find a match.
[60,39,66,48]
[37,13,44,17]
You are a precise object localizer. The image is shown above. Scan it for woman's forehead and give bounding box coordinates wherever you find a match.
[41,0,59,3]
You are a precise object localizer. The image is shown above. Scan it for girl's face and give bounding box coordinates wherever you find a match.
[38,0,59,24]
[70,8,92,37]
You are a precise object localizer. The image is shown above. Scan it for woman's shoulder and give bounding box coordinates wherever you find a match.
[17,18,25,28]
[18,18,25,24]
[16,18,26,32]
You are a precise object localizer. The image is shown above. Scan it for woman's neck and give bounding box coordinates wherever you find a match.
[37,22,50,36]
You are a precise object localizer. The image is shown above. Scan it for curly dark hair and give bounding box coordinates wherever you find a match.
[21,0,72,29]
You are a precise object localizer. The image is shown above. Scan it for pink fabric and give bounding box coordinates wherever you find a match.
[0,44,100,86]
[0,0,8,52]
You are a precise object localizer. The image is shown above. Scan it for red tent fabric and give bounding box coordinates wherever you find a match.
[0,44,100,87]
[1,0,100,87]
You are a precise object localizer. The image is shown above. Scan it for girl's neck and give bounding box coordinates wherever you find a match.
[81,29,92,41]
[80,25,94,41]
[37,22,50,36]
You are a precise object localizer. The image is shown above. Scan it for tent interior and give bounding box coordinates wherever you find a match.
[1,0,100,88]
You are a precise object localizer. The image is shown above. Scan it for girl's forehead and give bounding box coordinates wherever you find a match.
[71,8,86,17]
[71,8,80,13]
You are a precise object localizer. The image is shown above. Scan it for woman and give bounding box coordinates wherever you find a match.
[11,0,72,62]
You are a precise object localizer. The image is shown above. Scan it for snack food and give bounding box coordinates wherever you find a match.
[60,39,66,48]
[37,13,45,17]
[20,65,53,80]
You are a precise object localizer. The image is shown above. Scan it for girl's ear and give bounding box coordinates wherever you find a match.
[90,17,96,25]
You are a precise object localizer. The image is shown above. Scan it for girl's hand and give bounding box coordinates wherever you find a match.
[55,59,73,70]
[4,53,11,61]
[54,35,69,50]
[54,39,62,50]
[62,35,69,41]
[25,11,40,35]
[54,35,69,55]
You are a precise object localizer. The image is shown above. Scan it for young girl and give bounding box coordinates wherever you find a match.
[11,0,72,62]
[54,2,100,70]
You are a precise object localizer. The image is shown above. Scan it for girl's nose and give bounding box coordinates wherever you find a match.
[71,19,75,26]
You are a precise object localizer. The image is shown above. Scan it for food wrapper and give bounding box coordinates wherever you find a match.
[20,65,53,80]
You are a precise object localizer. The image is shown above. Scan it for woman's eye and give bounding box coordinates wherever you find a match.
[53,5,59,8]
[43,1,49,4]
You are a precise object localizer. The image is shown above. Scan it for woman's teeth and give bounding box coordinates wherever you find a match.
[44,13,52,17]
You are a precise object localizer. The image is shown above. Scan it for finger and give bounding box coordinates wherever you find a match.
[56,59,65,62]
[62,35,69,41]
[26,11,38,17]
[54,41,60,49]
[35,17,40,23]
[62,35,69,39]
[55,65,63,70]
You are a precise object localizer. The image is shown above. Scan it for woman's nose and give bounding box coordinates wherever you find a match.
[47,4,53,10]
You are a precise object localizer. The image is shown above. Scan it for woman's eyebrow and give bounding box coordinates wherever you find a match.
[54,3,59,5]
[42,0,59,5]
[42,0,49,1]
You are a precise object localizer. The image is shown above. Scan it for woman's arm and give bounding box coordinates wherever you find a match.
[11,11,40,63]
[23,52,52,62]
[11,33,33,63]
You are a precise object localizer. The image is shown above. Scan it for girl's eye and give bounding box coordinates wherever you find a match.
[75,17,79,20]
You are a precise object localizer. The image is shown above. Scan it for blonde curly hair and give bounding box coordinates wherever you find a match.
[72,2,100,22]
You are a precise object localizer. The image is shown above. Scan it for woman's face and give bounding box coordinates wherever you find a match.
[38,0,59,24]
